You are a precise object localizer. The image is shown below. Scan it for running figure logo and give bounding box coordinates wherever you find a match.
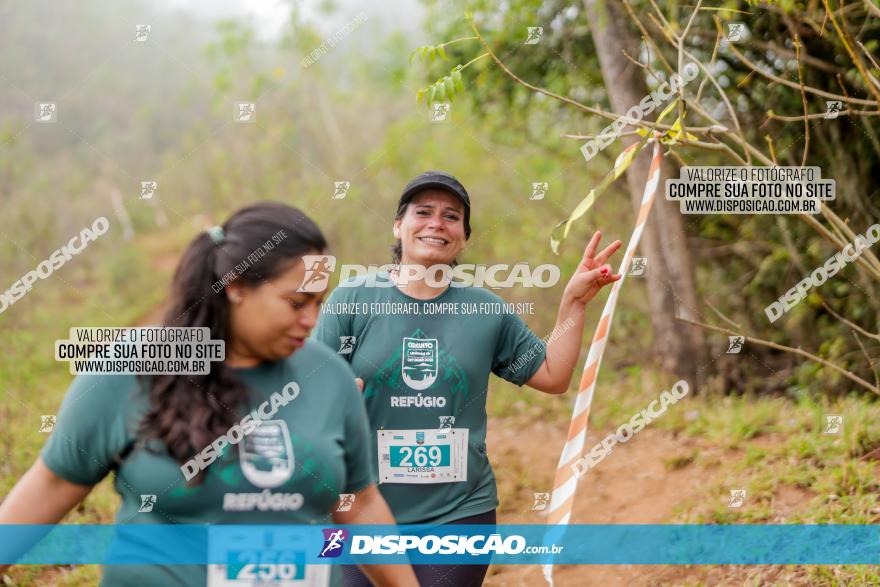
[629,257,647,276]
[298,254,337,292]
[338,336,356,355]
[332,181,350,199]
[824,101,843,119]
[138,494,157,513]
[134,24,151,42]
[726,23,747,42]
[235,102,256,123]
[336,494,355,512]
[728,489,746,508]
[530,182,548,200]
[39,415,56,432]
[726,336,744,354]
[318,528,348,558]
[402,337,439,390]
[525,27,543,44]
[823,415,843,434]
[438,416,455,430]
[35,103,57,123]
[431,103,450,122]
[140,181,157,200]
[531,492,550,511]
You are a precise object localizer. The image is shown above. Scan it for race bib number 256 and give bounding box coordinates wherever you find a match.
[207,528,329,587]
[207,556,329,586]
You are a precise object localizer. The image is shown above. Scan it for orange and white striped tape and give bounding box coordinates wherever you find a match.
[542,136,664,586]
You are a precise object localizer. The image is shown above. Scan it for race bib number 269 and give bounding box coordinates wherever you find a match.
[378,428,468,484]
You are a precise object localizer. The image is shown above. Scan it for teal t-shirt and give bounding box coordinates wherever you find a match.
[310,272,547,525]
[40,340,372,587]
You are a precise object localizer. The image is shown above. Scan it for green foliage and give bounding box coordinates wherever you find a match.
[409,43,449,64]
[417,65,466,106]
[420,0,880,398]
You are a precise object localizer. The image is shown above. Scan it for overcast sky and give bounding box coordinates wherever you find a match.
[162,0,426,40]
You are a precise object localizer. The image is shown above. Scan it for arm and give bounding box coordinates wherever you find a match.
[332,484,418,587]
[527,231,622,394]
[0,457,94,574]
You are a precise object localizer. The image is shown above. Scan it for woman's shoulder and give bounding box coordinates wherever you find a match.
[288,340,356,378]
[283,341,359,400]
[64,372,145,403]
[336,270,394,291]
[51,373,147,430]
[321,271,395,307]
[451,281,507,303]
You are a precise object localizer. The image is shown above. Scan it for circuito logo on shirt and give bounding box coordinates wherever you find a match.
[368,329,468,406]
[402,337,438,390]
[239,420,294,488]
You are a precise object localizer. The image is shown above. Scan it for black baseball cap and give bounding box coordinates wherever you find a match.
[397,170,471,238]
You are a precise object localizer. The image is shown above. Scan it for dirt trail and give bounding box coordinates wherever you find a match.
[484,416,790,586]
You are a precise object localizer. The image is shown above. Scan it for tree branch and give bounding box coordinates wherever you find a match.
[676,316,879,395]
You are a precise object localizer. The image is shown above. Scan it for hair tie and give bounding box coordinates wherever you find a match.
[206,225,225,244]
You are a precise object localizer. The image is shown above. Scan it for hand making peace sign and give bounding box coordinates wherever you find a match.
[562,230,623,306]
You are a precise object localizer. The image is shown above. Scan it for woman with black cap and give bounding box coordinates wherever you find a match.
[312,172,622,586]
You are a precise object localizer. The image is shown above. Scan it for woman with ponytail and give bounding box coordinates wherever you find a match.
[0,202,418,587]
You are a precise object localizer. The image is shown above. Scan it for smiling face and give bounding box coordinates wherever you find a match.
[225,255,325,364]
[393,190,467,267]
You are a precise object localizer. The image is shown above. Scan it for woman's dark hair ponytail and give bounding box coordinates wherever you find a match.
[136,202,326,485]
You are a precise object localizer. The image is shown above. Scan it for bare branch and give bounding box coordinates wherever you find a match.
[676,316,879,396]
[725,39,877,106]
[851,330,880,389]
[864,0,880,19]
[855,40,880,91]
[767,109,880,121]
[705,298,743,331]
[793,33,811,167]
[819,298,880,341]
[821,0,880,104]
